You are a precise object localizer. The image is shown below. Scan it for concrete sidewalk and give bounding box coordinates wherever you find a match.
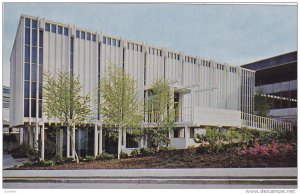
[3,154,28,169]
[3,168,297,186]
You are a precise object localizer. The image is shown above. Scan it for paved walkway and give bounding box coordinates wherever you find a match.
[3,154,28,169]
[3,167,298,177]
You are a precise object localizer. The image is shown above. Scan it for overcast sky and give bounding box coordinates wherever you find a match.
[3,3,297,86]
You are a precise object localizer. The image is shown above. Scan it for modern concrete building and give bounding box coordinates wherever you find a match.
[10,15,293,159]
[242,51,297,125]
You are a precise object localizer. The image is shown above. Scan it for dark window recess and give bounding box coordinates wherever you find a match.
[39,31,43,47]
[25,63,30,80]
[31,64,37,81]
[39,66,43,82]
[58,26,63,34]
[64,27,69,36]
[45,23,50,32]
[174,128,179,138]
[76,30,80,38]
[39,83,42,99]
[25,45,30,63]
[32,47,37,64]
[38,100,42,118]
[112,39,116,46]
[103,37,106,44]
[92,34,96,42]
[24,81,30,98]
[107,38,111,45]
[51,24,57,33]
[31,82,37,98]
[117,40,121,47]
[24,99,29,117]
[81,31,85,40]
[25,27,30,45]
[126,133,139,148]
[190,128,195,138]
[160,50,162,56]
[87,32,91,40]
[31,99,36,117]
[39,48,43,64]
[32,20,37,29]
[25,18,31,27]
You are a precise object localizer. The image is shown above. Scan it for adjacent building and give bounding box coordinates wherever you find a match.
[242,51,297,125]
[10,15,293,159]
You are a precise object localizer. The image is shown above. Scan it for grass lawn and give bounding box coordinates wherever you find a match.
[12,148,297,170]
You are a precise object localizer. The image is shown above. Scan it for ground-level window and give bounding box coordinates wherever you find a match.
[126,133,139,148]
[190,128,195,138]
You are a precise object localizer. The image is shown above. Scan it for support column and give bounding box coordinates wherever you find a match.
[67,126,70,157]
[29,126,33,148]
[34,122,39,151]
[19,128,24,145]
[123,129,126,149]
[41,124,45,160]
[71,125,75,158]
[98,125,103,154]
[94,124,98,157]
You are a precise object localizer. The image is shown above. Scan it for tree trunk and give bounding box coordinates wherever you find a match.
[70,125,79,163]
[117,126,122,159]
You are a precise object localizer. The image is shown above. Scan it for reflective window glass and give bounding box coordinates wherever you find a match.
[39,31,43,47]
[117,40,120,47]
[92,34,96,42]
[64,27,68,36]
[107,38,111,45]
[81,31,85,39]
[25,27,30,45]
[103,37,106,44]
[87,32,91,40]
[112,39,116,46]
[25,45,30,63]
[45,23,50,32]
[32,20,37,29]
[25,63,30,81]
[31,99,36,117]
[51,24,56,33]
[24,81,30,98]
[32,47,37,64]
[24,99,29,117]
[58,26,63,34]
[31,82,37,98]
[31,64,37,81]
[25,18,30,27]
[76,30,80,38]
[39,48,43,65]
[32,29,37,46]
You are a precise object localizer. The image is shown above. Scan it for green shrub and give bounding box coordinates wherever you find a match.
[39,160,55,167]
[140,148,155,156]
[23,161,33,167]
[11,143,30,158]
[64,157,75,163]
[82,156,95,162]
[53,155,64,165]
[130,149,140,157]
[96,152,115,161]
[27,148,40,162]
[120,152,128,159]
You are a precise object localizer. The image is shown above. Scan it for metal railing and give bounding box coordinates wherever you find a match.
[241,112,293,132]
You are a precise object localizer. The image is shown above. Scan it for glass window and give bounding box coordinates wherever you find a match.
[87,32,91,40]
[64,27,68,36]
[39,65,43,82]
[140,45,142,52]
[107,37,111,45]
[103,36,106,44]
[32,20,37,29]
[25,18,30,27]
[39,48,43,65]
[190,128,195,138]
[24,81,30,98]
[51,24,56,33]
[25,27,30,45]
[76,30,80,38]
[58,26,63,34]
[25,63,30,80]
[160,50,162,56]
[70,37,74,52]
[31,64,37,81]
[32,47,37,64]
[25,45,30,63]
[117,40,121,47]
[92,34,96,42]
[32,29,37,46]
[81,31,85,40]
[38,100,42,118]
[24,99,29,117]
[39,83,42,99]
[112,39,116,46]
[39,31,43,47]
[45,23,50,32]
[177,54,180,60]
[31,82,37,98]
[31,99,36,117]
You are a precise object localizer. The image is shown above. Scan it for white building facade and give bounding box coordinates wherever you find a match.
[10,15,293,158]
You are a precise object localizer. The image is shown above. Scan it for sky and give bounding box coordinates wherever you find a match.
[2,3,297,86]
